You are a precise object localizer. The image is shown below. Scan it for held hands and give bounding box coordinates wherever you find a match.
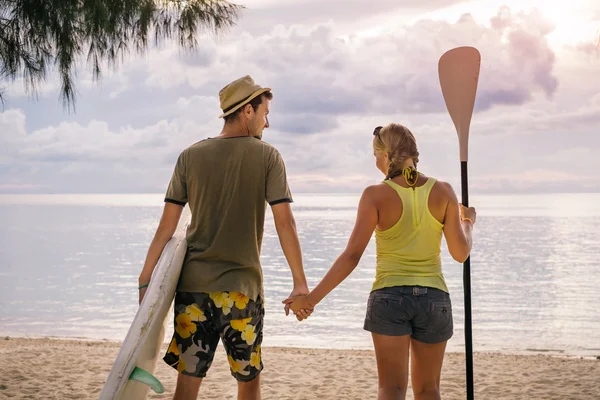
[282,293,314,322]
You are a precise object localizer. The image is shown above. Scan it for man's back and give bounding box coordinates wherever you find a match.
[165,136,292,300]
[139,76,309,398]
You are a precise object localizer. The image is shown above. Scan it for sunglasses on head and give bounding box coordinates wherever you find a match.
[373,126,382,136]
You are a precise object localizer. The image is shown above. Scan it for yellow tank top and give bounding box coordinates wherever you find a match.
[372,178,448,293]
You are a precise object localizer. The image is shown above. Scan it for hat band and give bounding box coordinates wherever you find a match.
[223,92,256,114]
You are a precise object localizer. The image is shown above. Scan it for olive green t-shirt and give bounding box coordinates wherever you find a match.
[164,137,292,300]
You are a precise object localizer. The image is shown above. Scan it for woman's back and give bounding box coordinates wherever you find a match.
[374,174,450,230]
[371,174,454,293]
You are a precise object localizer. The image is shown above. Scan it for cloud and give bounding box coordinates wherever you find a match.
[0,108,214,193]
[133,8,559,134]
[237,0,470,35]
[0,109,27,162]
[270,114,339,135]
[1,4,599,195]
[2,77,60,101]
[2,94,600,195]
[3,5,561,135]
[0,108,26,138]
[471,169,600,193]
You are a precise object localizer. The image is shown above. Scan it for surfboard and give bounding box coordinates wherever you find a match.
[99,207,191,400]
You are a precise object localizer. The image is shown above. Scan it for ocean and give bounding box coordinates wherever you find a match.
[0,193,599,357]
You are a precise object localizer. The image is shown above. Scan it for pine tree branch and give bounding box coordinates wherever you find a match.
[0,0,243,111]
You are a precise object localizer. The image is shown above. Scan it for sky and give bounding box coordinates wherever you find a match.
[1,0,599,195]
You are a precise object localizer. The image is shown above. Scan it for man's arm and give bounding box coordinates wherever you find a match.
[271,202,309,313]
[138,202,184,303]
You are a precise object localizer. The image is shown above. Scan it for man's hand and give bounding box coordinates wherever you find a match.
[137,202,183,306]
[282,293,314,321]
[282,286,314,321]
[294,308,312,321]
[288,295,314,321]
[138,286,148,305]
[283,286,309,316]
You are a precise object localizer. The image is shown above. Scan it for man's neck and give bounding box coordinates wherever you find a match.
[219,122,251,138]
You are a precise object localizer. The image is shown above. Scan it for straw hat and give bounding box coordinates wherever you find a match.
[218,75,271,118]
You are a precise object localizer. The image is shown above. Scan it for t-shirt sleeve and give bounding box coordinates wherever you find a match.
[165,152,187,206]
[266,149,293,206]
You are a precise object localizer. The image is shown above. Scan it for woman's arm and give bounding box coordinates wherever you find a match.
[440,182,476,263]
[284,186,379,312]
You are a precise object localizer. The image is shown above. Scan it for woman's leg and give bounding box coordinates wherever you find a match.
[410,339,447,400]
[372,333,411,400]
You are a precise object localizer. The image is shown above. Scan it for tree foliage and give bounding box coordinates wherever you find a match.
[0,0,242,109]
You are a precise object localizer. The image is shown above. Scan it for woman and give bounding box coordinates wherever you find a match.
[284,123,476,400]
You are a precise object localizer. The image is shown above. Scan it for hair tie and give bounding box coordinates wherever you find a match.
[401,166,419,187]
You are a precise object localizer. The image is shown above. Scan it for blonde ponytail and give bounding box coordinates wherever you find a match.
[373,123,420,185]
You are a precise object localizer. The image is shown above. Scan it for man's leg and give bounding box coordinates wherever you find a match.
[237,374,261,400]
[218,292,264,400]
[173,374,203,400]
[163,292,220,400]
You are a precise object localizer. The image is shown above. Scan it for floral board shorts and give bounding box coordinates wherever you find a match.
[163,291,264,382]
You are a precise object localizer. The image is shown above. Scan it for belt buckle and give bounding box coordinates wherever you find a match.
[413,287,427,296]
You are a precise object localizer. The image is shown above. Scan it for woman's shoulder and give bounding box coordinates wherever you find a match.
[429,177,457,200]
[361,182,393,201]
[365,181,393,192]
[428,176,448,188]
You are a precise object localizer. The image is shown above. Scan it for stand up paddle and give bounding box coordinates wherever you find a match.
[438,46,481,400]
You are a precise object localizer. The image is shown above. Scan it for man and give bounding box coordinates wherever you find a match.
[137,75,310,400]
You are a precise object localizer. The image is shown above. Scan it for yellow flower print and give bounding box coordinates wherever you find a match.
[228,355,242,373]
[185,304,207,322]
[209,291,234,315]
[209,291,226,304]
[250,346,261,369]
[167,338,179,356]
[229,292,250,310]
[177,358,187,373]
[230,317,252,332]
[175,313,197,339]
[241,324,257,345]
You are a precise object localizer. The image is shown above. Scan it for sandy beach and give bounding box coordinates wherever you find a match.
[0,337,598,399]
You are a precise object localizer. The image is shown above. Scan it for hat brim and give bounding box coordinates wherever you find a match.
[219,87,272,118]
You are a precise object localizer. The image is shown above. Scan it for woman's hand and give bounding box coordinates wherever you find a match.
[282,294,314,321]
[460,204,477,225]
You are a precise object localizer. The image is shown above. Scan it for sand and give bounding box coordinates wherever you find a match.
[0,337,598,399]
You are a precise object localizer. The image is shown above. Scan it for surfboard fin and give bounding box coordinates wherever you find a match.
[128,366,165,394]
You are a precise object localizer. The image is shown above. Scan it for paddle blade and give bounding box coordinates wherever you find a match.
[438,46,481,162]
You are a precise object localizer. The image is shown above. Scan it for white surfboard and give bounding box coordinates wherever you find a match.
[99,207,191,400]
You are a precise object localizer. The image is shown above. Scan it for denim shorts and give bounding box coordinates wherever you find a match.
[163,291,264,382]
[364,286,453,344]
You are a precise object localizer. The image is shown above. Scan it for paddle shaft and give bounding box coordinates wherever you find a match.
[461,161,474,400]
